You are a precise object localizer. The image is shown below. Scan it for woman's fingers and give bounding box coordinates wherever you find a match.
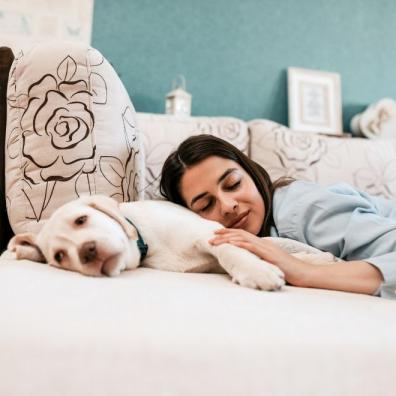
[209,233,263,251]
[210,234,293,272]
[229,240,262,256]
[209,235,246,245]
[210,237,265,259]
[214,228,252,240]
[210,229,270,246]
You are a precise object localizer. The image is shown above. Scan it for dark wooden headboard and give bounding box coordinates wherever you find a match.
[0,47,15,251]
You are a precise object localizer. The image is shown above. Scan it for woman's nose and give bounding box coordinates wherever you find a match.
[219,195,238,215]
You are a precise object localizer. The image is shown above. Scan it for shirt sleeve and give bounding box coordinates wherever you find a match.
[273,181,396,299]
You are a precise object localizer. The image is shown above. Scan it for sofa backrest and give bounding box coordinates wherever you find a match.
[249,119,396,199]
[2,43,396,251]
[136,113,396,202]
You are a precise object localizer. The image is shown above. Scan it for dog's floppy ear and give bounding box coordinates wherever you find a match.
[80,195,138,239]
[8,233,46,263]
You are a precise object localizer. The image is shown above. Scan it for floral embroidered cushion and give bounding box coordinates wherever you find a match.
[136,112,249,199]
[6,42,144,234]
[249,119,396,199]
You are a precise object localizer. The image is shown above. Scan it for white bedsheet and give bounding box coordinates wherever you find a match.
[0,257,395,396]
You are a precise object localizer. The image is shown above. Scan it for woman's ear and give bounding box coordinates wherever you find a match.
[7,233,46,263]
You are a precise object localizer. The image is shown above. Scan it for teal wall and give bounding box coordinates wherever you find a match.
[92,0,396,131]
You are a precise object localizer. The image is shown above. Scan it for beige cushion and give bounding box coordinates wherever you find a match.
[249,119,396,199]
[136,112,249,199]
[6,42,144,234]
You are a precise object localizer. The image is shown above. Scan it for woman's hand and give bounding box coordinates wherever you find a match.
[209,228,313,285]
[210,228,383,295]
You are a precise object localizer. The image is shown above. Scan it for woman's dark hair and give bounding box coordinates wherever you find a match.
[160,134,292,236]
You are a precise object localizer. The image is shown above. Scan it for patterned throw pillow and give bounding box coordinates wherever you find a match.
[136,112,249,199]
[249,119,396,199]
[6,42,144,234]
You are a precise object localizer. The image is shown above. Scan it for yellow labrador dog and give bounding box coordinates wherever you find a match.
[8,195,336,291]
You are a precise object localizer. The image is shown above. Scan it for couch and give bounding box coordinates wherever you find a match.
[1,42,396,396]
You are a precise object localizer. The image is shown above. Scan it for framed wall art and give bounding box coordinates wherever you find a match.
[0,0,94,53]
[287,67,342,134]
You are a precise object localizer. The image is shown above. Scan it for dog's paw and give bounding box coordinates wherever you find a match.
[102,258,125,277]
[105,267,121,277]
[231,261,285,291]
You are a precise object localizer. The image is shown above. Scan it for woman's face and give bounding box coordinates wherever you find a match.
[180,156,266,235]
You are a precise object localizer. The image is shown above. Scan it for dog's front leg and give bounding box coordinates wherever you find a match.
[195,238,285,291]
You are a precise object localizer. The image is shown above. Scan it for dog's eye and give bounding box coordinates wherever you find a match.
[54,251,65,264]
[75,215,88,226]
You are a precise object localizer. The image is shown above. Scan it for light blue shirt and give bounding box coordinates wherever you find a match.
[270,180,396,299]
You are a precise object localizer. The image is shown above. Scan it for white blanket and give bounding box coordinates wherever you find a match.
[1,257,395,396]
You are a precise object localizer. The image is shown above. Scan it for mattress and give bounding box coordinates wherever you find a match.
[0,256,395,396]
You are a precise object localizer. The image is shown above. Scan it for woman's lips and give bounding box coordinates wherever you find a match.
[229,211,250,229]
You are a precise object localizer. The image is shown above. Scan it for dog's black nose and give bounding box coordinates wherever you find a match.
[79,241,97,264]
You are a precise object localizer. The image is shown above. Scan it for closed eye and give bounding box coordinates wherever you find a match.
[199,181,241,212]
[200,198,214,212]
[225,181,241,191]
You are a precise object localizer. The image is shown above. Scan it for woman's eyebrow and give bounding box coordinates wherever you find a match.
[190,168,237,207]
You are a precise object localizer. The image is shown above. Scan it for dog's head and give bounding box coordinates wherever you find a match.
[8,195,140,276]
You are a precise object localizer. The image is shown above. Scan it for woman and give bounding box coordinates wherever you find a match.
[160,134,396,299]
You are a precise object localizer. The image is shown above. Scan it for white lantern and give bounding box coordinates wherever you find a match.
[165,75,192,116]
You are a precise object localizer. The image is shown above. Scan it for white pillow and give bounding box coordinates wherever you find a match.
[6,41,144,234]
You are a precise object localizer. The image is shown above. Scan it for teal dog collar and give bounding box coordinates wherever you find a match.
[124,217,148,260]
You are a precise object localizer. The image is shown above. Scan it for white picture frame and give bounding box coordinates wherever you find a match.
[287,67,342,134]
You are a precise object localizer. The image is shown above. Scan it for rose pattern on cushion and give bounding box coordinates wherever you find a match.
[250,120,396,200]
[250,121,345,183]
[196,120,249,153]
[7,55,102,222]
[21,75,96,182]
[276,128,327,174]
[353,146,396,198]
[99,106,141,201]
[258,124,329,181]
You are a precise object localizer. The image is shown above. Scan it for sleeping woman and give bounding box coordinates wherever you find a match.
[159,134,396,299]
